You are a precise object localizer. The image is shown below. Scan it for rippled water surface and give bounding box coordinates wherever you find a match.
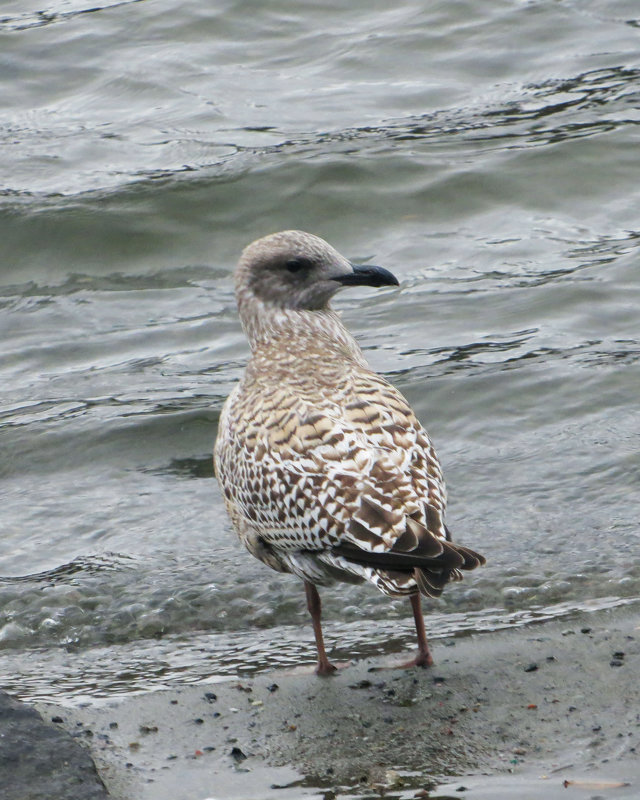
[1,0,639,701]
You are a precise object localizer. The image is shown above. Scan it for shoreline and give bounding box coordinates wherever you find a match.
[13,603,637,799]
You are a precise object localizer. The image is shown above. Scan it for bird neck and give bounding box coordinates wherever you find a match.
[238,296,368,366]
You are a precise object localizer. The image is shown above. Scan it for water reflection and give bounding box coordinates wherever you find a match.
[144,455,215,480]
[0,0,145,33]
[0,552,138,584]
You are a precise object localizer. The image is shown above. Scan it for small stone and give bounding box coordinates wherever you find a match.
[350,679,372,689]
[524,663,538,672]
[610,659,624,667]
[51,716,64,724]
[385,769,403,787]
[231,746,247,762]
[267,683,279,692]
[204,692,218,703]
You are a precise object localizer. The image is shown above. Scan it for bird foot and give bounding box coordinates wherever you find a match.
[315,659,351,676]
[399,650,434,669]
[369,649,433,671]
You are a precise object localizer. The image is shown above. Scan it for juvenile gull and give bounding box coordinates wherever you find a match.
[214,230,485,675]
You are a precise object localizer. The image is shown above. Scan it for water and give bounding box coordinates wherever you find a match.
[1,0,639,702]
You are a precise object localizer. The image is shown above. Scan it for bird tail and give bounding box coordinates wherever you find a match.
[331,528,485,599]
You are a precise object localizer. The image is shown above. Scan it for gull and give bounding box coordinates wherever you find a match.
[214,230,485,675]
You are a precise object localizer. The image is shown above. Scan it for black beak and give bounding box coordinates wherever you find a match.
[334,264,399,288]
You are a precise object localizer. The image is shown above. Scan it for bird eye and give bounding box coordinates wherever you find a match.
[285,258,310,274]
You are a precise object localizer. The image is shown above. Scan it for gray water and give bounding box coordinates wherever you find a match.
[1,0,639,703]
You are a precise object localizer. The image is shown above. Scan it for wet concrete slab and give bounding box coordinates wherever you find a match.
[28,604,639,800]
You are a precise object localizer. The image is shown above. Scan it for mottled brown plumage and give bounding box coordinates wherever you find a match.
[214,230,485,673]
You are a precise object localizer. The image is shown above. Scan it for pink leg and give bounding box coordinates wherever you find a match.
[372,593,434,670]
[409,592,434,668]
[304,581,337,676]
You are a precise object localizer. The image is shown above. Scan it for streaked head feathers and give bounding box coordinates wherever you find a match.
[235,229,398,313]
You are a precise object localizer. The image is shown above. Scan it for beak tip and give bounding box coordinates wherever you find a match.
[336,264,400,289]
